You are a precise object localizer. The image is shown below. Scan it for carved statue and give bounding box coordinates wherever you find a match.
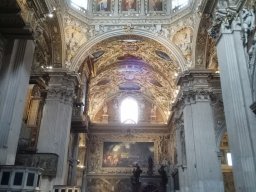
[242,8,255,45]
[131,164,142,184]
[147,156,154,176]
[158,165,168,186]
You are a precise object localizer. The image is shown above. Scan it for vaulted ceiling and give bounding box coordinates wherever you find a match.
[8,0,216,125]
[87,35,180,124]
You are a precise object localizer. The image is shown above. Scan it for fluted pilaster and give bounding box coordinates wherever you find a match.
[37,71,79,191]
[172,70,224,192]
[209,6,256,191]
[0,39,35,164]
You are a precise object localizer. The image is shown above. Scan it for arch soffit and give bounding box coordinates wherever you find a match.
[70,29,188,72]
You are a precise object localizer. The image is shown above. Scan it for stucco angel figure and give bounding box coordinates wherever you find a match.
[242,8,255,45]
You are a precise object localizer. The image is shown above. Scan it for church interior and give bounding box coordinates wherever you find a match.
[0,0,256,192]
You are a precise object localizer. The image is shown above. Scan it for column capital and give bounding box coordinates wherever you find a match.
[173,70,221,107]
[46,70,80,105]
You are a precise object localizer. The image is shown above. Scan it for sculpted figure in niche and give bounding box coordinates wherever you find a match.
[242,8,255,45]
[147,156,154,175]
[158,165,168,186]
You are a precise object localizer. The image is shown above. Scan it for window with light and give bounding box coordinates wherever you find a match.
[172,0,189,11]
[227,152,232,166]
[120,98,138,124]
[71,0,88,9]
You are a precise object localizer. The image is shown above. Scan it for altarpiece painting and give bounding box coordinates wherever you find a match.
[102,142,154,167]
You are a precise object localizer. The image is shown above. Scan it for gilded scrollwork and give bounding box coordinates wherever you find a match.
[87,36,179,123]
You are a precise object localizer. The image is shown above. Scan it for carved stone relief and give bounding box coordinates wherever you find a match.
[172,27,193,66]
[208,1,256,101]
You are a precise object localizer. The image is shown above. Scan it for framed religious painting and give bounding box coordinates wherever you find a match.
[148,0,163,11]
[145,0,165,14]
[94,0,112,12]
[102,142,154,168]
[120,0,139,13]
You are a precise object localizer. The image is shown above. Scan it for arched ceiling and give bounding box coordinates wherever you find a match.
[87,35,180,124]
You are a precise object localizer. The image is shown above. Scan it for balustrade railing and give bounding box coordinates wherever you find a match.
[53,185,81,192]
[0,165,42,192]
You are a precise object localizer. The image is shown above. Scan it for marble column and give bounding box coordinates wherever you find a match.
[0,39,35,165]
[174,70,224,192]
[215,18,256,192]
[36,71,78,191]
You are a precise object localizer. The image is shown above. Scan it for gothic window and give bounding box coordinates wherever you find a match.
[172,0,189,11]
[120,97,138,124]
[71,0,88,9]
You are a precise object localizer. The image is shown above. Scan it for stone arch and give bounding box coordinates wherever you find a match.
[192,0,216,69]
[70,29,188,72]
[216,122,227,148]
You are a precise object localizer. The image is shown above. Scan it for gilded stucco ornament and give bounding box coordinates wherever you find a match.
[64,15,89,68]
[86,36,179,123]
[172,27,193,65]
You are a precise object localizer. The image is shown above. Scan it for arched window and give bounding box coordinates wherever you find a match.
[227,153,232,166]
[120,97,138,124]
[71,0,88,9]
[172,0,189,11]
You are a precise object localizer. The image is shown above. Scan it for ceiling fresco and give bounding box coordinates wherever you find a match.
[87,35,180,124]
